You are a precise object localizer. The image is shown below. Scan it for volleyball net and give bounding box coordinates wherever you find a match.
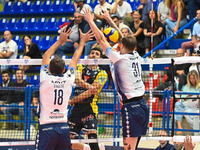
[0,57,199,146]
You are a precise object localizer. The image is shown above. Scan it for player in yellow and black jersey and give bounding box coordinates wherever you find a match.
[68,47,108,150]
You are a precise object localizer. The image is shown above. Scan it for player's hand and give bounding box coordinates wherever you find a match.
[89,87,99,95]
[82,8,93,22]
[184,135,196,150]
[58,27,73,44]
[79,29,94,43]
[101,9,111,21]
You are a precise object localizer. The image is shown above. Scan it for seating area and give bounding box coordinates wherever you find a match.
[0,0,74,16]
[0,17,68,34]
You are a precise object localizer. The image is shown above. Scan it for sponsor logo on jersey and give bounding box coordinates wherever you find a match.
[81,114,94,123]
[51,109,61,114]
[51,80,66,84]
[84,75,90,81]
[129,56,138,60]
[98,76,106,84]
[49,109,64,119]
[42,127,53,131]
[70,68,74,74]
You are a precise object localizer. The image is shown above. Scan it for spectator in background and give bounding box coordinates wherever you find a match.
[0,30,18,72]
[187,0,200,21]
[2,69,29,130]
[154,48,191,100]
[0,70,14,130]
[0,71,13,105]
[74,0,92,15]
[165,0,187,39]
[94,0,112,21]
[157,0,169,24]
[130,9,145,55]
[121,27,131,36]
[18,35,42,71]
[189,46,200,76]
[137,0,155,23]
[144,10,163,54]
[22,35,42,59]
[181,10,200,54]
[173,135,196,150]
[111,0,132,20]
[111,15,132,35]
[56,11,88,55]
[173,141,184,150]
[83,12,101,56]
[155,129,175,150]
[174,70,200,134]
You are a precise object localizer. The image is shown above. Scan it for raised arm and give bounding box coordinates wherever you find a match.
[42,28,72,67]
[69,29,94,69]
[69,81,101,105]
[83,8,111,53]
[102,9,123,38]
[69,72,108,105]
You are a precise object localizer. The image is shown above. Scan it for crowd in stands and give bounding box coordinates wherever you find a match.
[0,0,199,146]
[0,69,37,130]
[155,129,196,150]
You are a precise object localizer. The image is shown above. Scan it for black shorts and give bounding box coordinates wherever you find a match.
[68,103,98,136]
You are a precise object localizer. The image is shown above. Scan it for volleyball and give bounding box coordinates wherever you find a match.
[103,28,119,44]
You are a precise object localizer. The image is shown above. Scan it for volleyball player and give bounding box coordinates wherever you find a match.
[83,8,149,150]
[35,28,94,150]
[68,47,108,150]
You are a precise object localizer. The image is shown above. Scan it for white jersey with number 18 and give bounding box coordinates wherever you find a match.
[105,47,145,101]
[39,65,75,125]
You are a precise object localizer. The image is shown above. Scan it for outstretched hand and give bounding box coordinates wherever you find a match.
[101,9,110,21]
[82,8,93,22]
[79,29,94,43]
[58,27,73,44]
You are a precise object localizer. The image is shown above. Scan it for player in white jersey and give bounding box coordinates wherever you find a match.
[35,28,94,150]
[83,8,149,150]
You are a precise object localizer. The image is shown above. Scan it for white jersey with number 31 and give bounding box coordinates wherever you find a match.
[105,47,145,101]
[39,65,75,125]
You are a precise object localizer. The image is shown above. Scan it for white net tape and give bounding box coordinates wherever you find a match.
[0,136,200,146]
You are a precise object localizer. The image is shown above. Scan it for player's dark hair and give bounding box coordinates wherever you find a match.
[121,35,137,51]
[91,47,103,57]
[50,56,65,74]
[1,70,11,76]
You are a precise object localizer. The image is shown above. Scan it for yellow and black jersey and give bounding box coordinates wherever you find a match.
[73,65,108,115]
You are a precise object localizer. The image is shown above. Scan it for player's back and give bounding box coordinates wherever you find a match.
[109,50,145,100]
[39,65,75,125]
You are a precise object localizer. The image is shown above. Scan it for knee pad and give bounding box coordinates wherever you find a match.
[88,134,99,150]
[88,133,97,139]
